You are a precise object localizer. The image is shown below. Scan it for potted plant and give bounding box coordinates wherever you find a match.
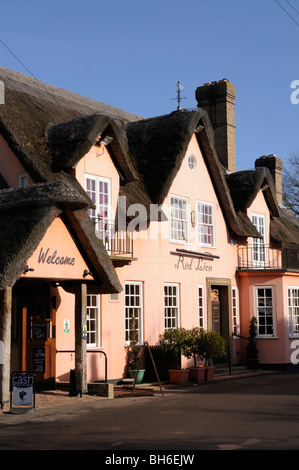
[246,316,259,371]
[199,331,226,381]
[159,327,189,384]
[127,316,145,384]
[182,327,206,384]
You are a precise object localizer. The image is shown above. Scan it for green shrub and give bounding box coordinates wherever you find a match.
[159,327,188,370]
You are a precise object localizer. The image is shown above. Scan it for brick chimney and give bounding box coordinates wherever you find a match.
[255,155,283,206]
[195,79,236,173]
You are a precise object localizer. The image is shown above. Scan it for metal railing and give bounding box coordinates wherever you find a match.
[94,219,133,257]
[237,245,299,271]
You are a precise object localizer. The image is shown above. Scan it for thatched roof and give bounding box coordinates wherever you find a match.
[1,65,297,285]
[0,67,137,292]
[226,167,299,246]
[0,181,122,292]
[125,108,260,238]
[226,167,280,216]
[271,207,299,246]
[0,66,141,184]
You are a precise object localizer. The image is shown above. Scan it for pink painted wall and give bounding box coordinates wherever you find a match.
[21,217,93,281]
[3,129,297,384]
[0,135,34,187]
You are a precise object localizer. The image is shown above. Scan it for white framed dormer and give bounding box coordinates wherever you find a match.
[170,195,189,244]
[251,213,266,268]
[18,173,28,187]
[196,201,215,248]
[85,174,112,249]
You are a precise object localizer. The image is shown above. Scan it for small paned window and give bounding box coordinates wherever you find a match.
[164,283,180,330]
[288,287,299,337]
[232,287,239,337]
[125,282,143,345]
[255,287,275,336]
[198,285,205,329]
[170,196,189,243]
[87,294,100,348]
[196,202,214,247]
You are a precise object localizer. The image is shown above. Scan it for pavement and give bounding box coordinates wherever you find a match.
[1,370,298,450]
[1,368,277,414]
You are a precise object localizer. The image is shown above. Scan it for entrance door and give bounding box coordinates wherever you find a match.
[211,289,221,334]
[209,284,232,364]
[21,297,56,389]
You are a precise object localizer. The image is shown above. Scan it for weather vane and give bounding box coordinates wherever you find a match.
[172,81,186,110]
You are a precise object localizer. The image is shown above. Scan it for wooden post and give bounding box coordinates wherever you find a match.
[75,283,87,395]
[0,287,12,409]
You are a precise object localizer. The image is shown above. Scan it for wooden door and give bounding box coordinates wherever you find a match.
[211,288,221,334]
[22,297,56,389]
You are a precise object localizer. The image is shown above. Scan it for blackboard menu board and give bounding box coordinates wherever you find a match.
[33,347,45,373]
[33,322,47,340]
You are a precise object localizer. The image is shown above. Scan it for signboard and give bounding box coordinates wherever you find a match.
[33,321,48,340]
[10,371,35,414]
[63,319,70,333]
[33,347,46,373]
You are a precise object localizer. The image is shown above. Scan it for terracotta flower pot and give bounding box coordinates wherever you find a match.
[168,369,189,385]
[205,366,215,382]
[188,367,206,384]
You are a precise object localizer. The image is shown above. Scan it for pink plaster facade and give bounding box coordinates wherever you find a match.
[1,74,298,394]
[2,121,298,384]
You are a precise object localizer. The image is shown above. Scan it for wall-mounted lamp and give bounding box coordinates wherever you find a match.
[83,269,92,278]
[23,265,35,274]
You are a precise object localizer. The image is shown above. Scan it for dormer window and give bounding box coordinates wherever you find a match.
[85,174,111,249]
[18,173,28,187]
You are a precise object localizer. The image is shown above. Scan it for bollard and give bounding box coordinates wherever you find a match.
[69,369,77,397]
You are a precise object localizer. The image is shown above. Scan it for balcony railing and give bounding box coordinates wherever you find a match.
[94,219,133,257]
[237,245,299,271]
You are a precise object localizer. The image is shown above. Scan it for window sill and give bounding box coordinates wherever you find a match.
[256,336,279,340]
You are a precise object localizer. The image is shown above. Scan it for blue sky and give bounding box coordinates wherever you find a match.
[0,0,298,171]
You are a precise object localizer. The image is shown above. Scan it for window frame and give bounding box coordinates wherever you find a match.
[170,195,189,244]
[255,286,276,337]
[251,213,266,268]
[288,287,299,338]
[18,173,28,187]
[196,201,215,248]
[86,294,101,349]
[198,284,205,329]
[85,174,112,246]
[232,287,240,337]
[124,281,143,346]
[164,283,180,330]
